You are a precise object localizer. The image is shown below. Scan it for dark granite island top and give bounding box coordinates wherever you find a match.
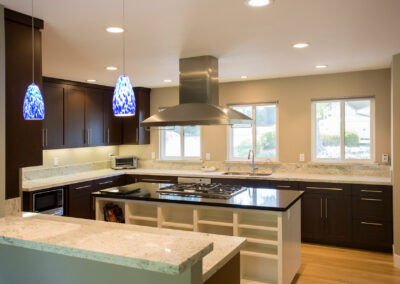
[92,182,304,211]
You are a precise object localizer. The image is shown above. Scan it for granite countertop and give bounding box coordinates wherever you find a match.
[0,213,245,278]
[93,183,304,211]
[22,168,392,192]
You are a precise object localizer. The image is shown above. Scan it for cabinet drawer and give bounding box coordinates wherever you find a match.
[211,178,269,188]
[301,182,351,195]
[69,181,95,193]
[352,220,393,251]
[137,175,177,184]
[353,197,392,222]
[95,177,117,190]
[269,180,299,190]
[352,184,392,198]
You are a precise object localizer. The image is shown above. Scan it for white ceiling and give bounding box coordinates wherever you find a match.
[1,0,400,88]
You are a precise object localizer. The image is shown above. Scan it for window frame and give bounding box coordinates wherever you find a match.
[311,97,375,163]
[159,126,202,161]
[227,102,279,162]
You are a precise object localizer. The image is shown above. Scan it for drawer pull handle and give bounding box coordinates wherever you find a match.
[141,178,173,183]
[361,221,383,226]
[360,189,383,193]
[361,198,383,202]
[276,185,291,188]
[99,181,113,185]
[306,186,343,191]
[74,185,91,190]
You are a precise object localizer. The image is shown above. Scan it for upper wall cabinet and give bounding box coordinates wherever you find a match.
[85,88,105,146]
[64,85,87,147]
[122,87,151,145]
[104,90,122,145]
[5,9,44,199]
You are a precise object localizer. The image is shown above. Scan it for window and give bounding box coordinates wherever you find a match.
[228,103,278,160]
[311,98,374,161]
[160,126,201,159]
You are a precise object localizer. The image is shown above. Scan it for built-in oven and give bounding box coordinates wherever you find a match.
[32,188,64,216]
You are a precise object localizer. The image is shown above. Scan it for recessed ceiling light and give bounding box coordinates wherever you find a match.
[87,79,96,83]
[106,27,124,33]
[293,42,310,49]
[241,75,248,79]
[106,66,118,71]
[245,0,273,7]
[163,79,172,83]
[315,65,328,69]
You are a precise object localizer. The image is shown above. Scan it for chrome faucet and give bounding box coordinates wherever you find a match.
[248,149,258,174]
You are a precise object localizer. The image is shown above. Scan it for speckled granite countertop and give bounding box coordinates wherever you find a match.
[22,168,392,192]
[0,214,245,278]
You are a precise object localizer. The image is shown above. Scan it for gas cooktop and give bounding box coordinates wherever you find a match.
[156,183,247,199]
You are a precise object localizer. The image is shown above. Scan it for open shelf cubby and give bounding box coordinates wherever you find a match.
[241,254,278,284]
[241,242,278,260]
[238,211,278,231]
[126,202,157,219]
[197,208,233,226]
[96,199,126,223]
[160,205,194,226]
[198,223,233,236]
[238,227,278,246]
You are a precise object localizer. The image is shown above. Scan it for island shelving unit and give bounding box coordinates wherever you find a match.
[95,188,302,284]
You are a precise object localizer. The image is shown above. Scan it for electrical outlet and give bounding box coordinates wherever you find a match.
[299,153,305,162]
[206,153,211,161]
[382,154,389,164]
[151,152,156,159]
[54,157,59,166]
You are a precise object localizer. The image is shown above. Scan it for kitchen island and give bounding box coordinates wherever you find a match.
[93,183,304,284]
[0,213,245,284]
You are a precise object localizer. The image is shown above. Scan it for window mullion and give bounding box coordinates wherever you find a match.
[252,106,256,157]
[340,101,345,160]
[180,126,184,159]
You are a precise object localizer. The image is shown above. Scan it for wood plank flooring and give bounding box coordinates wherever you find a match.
[294,243,400,284]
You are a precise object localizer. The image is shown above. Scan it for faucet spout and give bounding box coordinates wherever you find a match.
[248,149,257,174]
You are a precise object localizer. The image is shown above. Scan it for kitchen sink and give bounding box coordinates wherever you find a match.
[222,172,272,177]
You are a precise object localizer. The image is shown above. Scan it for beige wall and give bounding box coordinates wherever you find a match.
[120,69,391,164]
[0,5,5,217]
[42,146,119,167]
[391,54,400,262]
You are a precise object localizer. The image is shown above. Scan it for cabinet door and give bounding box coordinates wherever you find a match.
[64,86,86,147]
[42,82,65,149]
[301,193,325,242]
[324,195,352,243]
[104,90,122,145]
[67,181,96,219]
[85,88,104,146]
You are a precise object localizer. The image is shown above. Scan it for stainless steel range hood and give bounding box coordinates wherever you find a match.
[140,56,253,127]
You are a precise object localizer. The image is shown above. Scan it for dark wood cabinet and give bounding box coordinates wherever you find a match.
[4,9,44,199]
[104,90,122,145]
[324,195,352,243]
[64,86,86,147]
[42,80,65,149]
[66,181,96,219]
[211,178,270,188]
[136,175,177,184]
[269,180,299,190]
[301,193,325,241]
[85,88,104,146]
[122,87,151,145]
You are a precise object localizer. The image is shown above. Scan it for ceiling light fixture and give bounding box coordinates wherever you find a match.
[106,27,124,33]
[87,79,96,83]
[241,75,248,79]
[315,64,328,69]
[163,79,172,83]
[106,66,118,71]
[23,0,44,120]
[245,0,273,7]
[112,0,136,117]
[293,42,310,49]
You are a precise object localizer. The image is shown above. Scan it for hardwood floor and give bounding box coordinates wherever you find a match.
[294,243,400,284]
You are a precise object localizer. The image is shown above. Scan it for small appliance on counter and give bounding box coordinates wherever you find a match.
[32,188,64,216]
[111,155,138,170]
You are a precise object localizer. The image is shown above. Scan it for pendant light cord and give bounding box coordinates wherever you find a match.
[31,0,35,83]
[122,0,125,75]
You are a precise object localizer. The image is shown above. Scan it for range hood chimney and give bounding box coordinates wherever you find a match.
[140,56,253,127]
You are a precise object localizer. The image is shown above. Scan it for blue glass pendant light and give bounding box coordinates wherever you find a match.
[23,0,45,120]
[113,0,135,117]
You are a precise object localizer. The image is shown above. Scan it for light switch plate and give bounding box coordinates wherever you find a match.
[54,157,59,166]
[299,153,305,162]
[206,153,211,161]
[382,154,389,164]
[151,152,156,159]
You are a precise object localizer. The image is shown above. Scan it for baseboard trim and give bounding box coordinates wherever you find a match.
[394,251,400,268]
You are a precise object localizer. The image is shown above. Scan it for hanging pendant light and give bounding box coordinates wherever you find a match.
[113,0,136,117]
[23,0,45,120]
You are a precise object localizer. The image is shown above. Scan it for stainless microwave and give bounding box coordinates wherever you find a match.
[111,155,138,170]
[33,188,64,216]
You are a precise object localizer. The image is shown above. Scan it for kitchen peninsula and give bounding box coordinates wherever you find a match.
[92,183,303,284]
[0,213,245,284]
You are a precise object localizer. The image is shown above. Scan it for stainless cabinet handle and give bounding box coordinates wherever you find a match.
[45,128,48,147]
[99,181,113,185]
[86,129,89,145]
[90,128,92,145]
[42,128,45,147]
[74,185,91,190]
[136,128,139,143]
[320,198,323,218]
[325,198,328,219]
[361,189,383,193]
[361,197,383,202]
[276,185,291,188]
[141,178,173,183]
[361,221,383,226]
[107,128,110,144]
[306,186,343,191]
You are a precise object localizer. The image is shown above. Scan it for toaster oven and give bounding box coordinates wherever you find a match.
[111,155,138,170]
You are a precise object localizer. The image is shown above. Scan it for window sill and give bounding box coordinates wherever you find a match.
[309,160,380,166]
[157,159,203,163]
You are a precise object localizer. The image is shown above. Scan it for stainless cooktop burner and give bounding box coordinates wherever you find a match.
[157,183,247,199]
